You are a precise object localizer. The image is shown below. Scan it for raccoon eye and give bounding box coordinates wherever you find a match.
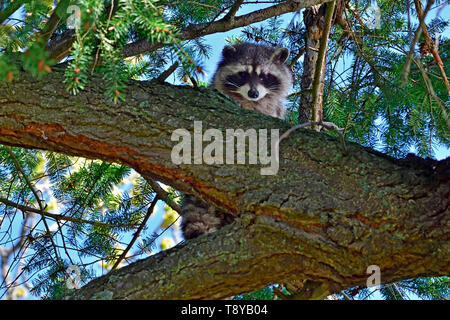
[225,73,248,89]
[259,73,280,88]
[238,71,249,80]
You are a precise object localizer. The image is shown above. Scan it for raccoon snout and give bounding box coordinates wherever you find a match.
[248,88,259,99]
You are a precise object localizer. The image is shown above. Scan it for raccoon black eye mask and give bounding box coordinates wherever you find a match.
[224,70,282,101]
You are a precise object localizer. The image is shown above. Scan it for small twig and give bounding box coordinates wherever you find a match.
[111,196,159,270]
[346,3,368,28]
[340,290,352,300]
[287,89,310,98]
[6,147,45,211]
[288,47,306,69]
[164,1,220,11]
[90,0,117,74]
[412,56,449,130]
[407,0,413,44]
[0,197,137,230]
[6,147,63,267]
[278,121,347,155]
[156,61,179,83]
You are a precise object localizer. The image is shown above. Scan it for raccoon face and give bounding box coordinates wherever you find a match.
[223,67,282,102]
[213,43,291,104]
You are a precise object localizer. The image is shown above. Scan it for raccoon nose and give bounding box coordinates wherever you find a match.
[248,89,259,99]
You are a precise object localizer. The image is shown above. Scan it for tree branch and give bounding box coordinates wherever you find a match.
[5,146,63,266]
[38,0,71,46]
[0,0,29,25]
[64,211,449,300]
[0,65,448,299]
[110,195,159,270]
[413,0,450,94]
[0,197,137,229]
[222,0,244,21]
[400,0,433,86]
[47,0,333,61]
[412,55,450,130]
[311,1,335,128]
[145,178,181,214]
[155,61,179,84]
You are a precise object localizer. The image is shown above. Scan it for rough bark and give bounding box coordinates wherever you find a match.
[0,65,449,299]
[299,5,327,124]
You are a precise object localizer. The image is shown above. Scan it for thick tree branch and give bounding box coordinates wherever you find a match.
[311,1,335,127]
[0,65,449,299]
[64,211,449,300]
[401,0,433,86]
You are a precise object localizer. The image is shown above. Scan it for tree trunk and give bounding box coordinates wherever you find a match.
[0,65,448,299]
[299,5,326,124]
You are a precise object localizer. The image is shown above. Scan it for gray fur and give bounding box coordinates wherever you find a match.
[181,195,234,240]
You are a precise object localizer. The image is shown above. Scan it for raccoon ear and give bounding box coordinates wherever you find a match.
[222,45,237,60]
[270,48,290,64]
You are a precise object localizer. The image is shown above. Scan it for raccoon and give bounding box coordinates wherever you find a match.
[181,42,293,240]
[213,42,292,119]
